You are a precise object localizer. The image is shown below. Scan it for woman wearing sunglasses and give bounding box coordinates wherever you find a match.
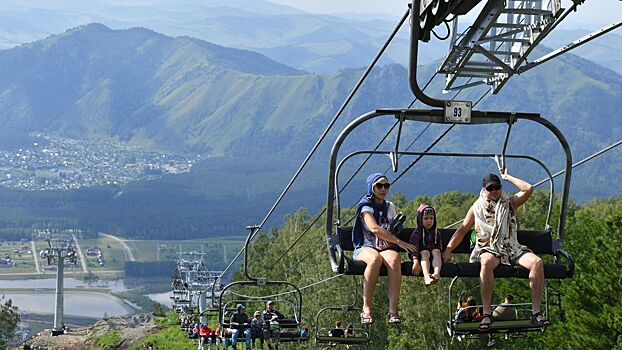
[442,168,549,331]
[351,173,417,325]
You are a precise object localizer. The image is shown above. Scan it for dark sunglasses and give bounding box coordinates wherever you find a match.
[374,183,391,190]
[486,184,501,191]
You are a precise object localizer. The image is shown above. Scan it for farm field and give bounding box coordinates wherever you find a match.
[0,233,245,277]
[127,236,244,266]
[79,236,126,271]
[0,240,36,273]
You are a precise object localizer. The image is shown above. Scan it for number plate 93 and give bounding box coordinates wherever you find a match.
[444,101,472,123]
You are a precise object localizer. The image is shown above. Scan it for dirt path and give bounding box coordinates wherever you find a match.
[72,234,89,273]
[31,240,42,274]
[100,233,135,262]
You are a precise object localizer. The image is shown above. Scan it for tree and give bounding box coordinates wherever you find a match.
[153,302,166,317]
[541,198,622,349]
[240,193,622,349]
[0,296,20,348]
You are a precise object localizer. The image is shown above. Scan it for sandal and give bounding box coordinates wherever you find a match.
[360,312,373,325]
[531,312,550,326]
[478,314,493,331]
[429,274,439,285]
[387,312,401,324]
[424,275,434,286]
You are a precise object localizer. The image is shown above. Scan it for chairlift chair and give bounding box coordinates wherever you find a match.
[447,277,551,339]
[314,276,371,348]
[217,225,308,344]
[323,0,575,339]
[218,297,308,344]
[315,308,371,348]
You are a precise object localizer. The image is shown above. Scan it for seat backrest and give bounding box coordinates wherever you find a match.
[336,226,554,255]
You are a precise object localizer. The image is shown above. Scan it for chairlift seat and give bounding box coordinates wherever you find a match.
[316,336,371,346]
[279,332,310,343]
[334,226,573,279]
[449,318,546,335]
[315,327,370,346]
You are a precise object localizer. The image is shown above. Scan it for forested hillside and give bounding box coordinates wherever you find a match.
[0,25,619,239]
[239,191,622,349]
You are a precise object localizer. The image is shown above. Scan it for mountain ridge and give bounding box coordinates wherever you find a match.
[0,24,619,238]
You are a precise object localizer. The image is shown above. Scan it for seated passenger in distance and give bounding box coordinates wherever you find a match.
[493,294,517,321]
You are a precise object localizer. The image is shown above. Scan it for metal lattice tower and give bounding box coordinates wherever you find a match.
[439,0,564,93]
[40,237,78,336]
[171,250,222,324]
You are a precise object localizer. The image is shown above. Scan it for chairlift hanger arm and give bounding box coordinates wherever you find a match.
[409,0,446,108]
[500,116,517,169]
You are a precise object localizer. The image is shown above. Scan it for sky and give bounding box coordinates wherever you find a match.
[269,0,622,29]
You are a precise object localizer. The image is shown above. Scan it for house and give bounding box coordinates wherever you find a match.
[86,247,100,256]
[0,258,13,267]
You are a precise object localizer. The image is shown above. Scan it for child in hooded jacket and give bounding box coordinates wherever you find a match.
[408,204,443,285]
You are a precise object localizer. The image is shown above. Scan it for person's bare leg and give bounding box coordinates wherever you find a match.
[517,252,544,316]
[380,250,402,313]
[420,250,434,285]
[431,249,442,280]
[356,248,382,314]
[479,253,500,321]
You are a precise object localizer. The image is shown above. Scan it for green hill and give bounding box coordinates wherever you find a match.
[0,24,619,239]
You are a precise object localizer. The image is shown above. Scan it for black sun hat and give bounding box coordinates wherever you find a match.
[482,173,501,188]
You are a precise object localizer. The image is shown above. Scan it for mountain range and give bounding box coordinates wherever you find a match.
[0,0,619,74]
[0,23,619,239]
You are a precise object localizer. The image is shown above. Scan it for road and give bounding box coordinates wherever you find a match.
[31,241,41,274]
[72,234,89,273]
[100,233,135,262]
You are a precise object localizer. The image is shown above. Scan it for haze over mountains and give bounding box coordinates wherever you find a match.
[0,6,619,238]
[1,0,619,73]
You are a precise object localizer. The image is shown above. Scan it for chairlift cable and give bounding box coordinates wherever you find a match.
[271,73,440,267]
[271,121,401,267]
[337,72,438,194]
[533,139,622,188]
[215,8,411,281]
[227,274,346,301]
[285,237,325,273]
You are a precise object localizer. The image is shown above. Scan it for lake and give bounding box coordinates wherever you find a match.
[2,291,134,318]
[145,291,173,308]
[145,290,221,309]
[0,277,128,292]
